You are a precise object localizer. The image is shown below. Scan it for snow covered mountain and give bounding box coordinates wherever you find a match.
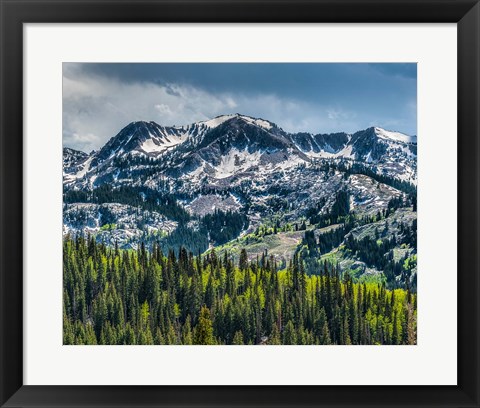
[63,147,88,168]
[95,121,188,160]
[64,114,416,190]
[63,114,417,289]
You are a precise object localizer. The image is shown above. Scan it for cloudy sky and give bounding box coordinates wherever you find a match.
[63,63,416,152]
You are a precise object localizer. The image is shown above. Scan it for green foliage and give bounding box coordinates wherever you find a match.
[100,223,117,231]
[63,236,417,345]
[232,330,244,345]
[344,227,416,289]
[194,306,215,345]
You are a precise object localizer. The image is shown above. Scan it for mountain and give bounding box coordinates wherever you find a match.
[95,121,187,161]
[64,114,416,188]
[63,114,417,289]
[63,147,88,166]
[63,148,90,185]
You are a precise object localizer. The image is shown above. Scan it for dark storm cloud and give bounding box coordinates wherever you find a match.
[63,63,416,152]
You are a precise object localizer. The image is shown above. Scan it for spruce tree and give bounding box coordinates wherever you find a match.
[194,306,215,345]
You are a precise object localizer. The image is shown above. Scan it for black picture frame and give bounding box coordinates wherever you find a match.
[1,1,479,407]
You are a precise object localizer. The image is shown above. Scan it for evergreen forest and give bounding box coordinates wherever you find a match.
[63,235,417,345]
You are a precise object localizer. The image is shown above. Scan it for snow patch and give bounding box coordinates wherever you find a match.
[214,148,262,179]
[240,116,273,130]
[139,132,186,154]
[201,114,273,131]
[375,127,417,144]
[336,144,354,159]
[275,154,304,170]
[202,114,237,128]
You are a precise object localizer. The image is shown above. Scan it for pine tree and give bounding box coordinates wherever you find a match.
[406,303,417,345]
[283,320,297,345]
[232,330,244,345]
[63,236,417,346]
[194,306,215,345]
[269,324,281,345]
[239,249,248,271]
[182,316,193,345]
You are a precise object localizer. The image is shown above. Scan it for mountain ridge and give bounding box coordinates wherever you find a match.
[64,114,416,189]
[64,115,415,157]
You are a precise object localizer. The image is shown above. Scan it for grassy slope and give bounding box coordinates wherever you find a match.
[208,207,416,286]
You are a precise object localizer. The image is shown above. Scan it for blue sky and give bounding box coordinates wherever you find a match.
[63,63,416,152]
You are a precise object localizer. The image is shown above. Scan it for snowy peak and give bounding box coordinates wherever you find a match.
[195,114,292,154]
[163,115,304,180]
[201,114,238,128]
[289,132,350,157]
[200,114,275,131]
[63,115,417,189]
[63,147,93,186]
[97,121,187,160]
[237,115,275,130]
[95,115,278,161]
[374,127,417,145]
[63,147,88,168]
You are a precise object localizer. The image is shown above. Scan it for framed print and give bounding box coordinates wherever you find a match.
[0,0,479,407]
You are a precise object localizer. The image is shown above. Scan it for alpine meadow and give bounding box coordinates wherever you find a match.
[63,63,417,345]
